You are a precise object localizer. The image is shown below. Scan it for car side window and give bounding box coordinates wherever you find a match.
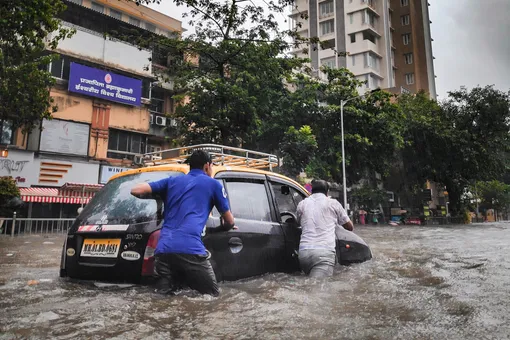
[225,180,272,221]
[271,182,306,214]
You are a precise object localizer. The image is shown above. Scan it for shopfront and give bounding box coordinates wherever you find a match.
[0,150,103,218]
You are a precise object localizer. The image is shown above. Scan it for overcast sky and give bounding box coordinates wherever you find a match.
[148,0,510,99]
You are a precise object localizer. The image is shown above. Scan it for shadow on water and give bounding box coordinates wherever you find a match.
[1,223,510,339]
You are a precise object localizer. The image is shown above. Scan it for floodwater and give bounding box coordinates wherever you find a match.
[1,223,510,339]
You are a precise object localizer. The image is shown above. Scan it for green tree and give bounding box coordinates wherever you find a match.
[279,125,318,178]
[350,184,387,210]
[0,177,21,217]
[0,0,74,134]
[471,180,510,217]
[129,0,314,148]
[305,68,404,186]
[395,87,510,215]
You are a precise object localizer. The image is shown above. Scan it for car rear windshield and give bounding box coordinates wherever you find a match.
[77,171,184,225]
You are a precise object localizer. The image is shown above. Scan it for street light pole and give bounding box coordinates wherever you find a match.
[339,88,380,212]
[340,99,348,211]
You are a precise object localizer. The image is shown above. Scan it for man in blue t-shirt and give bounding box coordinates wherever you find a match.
[130,150,235,296]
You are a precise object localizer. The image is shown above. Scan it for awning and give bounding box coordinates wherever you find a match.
[20,188,60,203]
[20,182,103,204]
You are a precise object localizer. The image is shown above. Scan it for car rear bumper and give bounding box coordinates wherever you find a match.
[61,233,153,283]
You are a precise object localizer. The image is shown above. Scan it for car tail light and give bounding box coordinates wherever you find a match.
[141,230,160,276]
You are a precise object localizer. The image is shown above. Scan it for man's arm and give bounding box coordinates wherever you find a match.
[334,200,354,231]
[342,220,354,231]
[213,181,236,231]
[131,177,170,198]
[131,183,152,198]
[219,210,236,231]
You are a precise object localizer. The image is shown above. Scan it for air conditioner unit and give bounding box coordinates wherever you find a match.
[155,116,166,126]
[169,118,177,127]
[149,114,154,124]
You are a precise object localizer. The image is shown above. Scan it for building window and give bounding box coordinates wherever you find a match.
[350,33,356,43]
[362,9,376,27]
[401,0,409,6]
[402,33,411,45]
[361,0,375,6]
[320,20,335,35]
[145,22,156,32]
[107,129,147,160]
[405,73,415,85]
[349,13,354,24]
[364,52,380,71]
[91,2,104,13]
[351,55,356,66]
[149,87,165,114]
[321,39,335,50]
[109,8,122,20]
[129,17,141,27]
[319,1,334,17]
[362,30,376,44]
[0,120,14,145]
[48,55,71,80]
[401,15,410,26]
[321,57,336,69]
[364,74,380,89]
[404,53,413,64]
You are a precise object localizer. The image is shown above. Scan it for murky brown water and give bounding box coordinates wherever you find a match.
[1,224,509,339]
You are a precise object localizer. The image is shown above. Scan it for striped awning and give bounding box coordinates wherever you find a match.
[20,186,100,204]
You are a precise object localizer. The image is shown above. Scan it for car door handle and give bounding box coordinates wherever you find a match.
[228,237,242,246]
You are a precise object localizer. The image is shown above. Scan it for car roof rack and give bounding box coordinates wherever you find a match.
[139,144,279,171]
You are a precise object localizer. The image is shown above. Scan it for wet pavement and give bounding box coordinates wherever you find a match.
[1,223,510,339]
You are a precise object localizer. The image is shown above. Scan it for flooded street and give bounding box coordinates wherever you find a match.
[1,223,510,339]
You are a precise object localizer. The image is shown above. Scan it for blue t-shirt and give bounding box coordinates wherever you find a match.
[148,169,230,255]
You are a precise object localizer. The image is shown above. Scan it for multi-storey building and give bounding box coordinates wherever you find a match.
[289,0,436,97]
[0,0,183,218]
[390,0,436,98]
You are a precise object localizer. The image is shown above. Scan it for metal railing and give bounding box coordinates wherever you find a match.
[1,217,75,237]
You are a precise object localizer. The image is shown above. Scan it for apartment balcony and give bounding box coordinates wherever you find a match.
[319,48,337,60]
[320,31,336,41]
[47,21,152,77]
[348,38,380,56]
[289,5,308,18]
[318,12,335,22]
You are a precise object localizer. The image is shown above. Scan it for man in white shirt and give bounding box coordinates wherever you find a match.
[297,180,354,278]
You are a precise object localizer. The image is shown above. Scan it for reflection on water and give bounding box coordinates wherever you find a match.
[1,224,510,339]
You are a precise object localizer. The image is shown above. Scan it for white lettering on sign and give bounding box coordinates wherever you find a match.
[75,78,137,102]
[99,165,130,184]
[0,159,29,174]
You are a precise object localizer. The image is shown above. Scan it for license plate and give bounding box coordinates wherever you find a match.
[80,239,121,258]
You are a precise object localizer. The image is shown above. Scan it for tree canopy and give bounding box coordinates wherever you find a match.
[0,0,74,133]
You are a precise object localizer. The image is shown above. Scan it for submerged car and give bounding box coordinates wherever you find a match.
[60,145,372,283]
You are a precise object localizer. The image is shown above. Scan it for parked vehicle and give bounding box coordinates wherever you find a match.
[60,145,372,283]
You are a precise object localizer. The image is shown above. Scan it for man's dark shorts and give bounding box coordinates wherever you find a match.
[154,253,219,296]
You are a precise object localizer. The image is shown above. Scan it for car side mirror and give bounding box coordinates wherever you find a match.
[280,185,290,195]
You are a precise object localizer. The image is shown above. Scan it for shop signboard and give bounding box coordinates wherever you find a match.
[40,119,90,156]
[68,62,142,106]
[0,150,36,187]
[99,165,130,184]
